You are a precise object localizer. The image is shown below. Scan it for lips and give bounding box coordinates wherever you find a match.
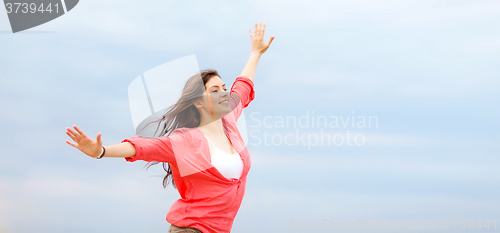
[219,99,229,104]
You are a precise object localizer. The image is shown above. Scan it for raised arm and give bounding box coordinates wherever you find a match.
[240,21,275,83]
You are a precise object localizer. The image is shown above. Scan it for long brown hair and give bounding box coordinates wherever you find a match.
[142,69,221,189]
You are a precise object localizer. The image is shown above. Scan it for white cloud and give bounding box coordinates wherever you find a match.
[252,0,500,28]
[249,149,499,183]
[267,66,499,100]
[362,133,430,146]
[28,0,244,53]
[1,1,499,232]
[395,0,500,27]
[0,171,179,231]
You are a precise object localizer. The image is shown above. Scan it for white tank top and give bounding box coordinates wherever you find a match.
[204,135,243,180]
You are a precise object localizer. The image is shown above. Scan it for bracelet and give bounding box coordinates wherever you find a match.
[96,146,105,159]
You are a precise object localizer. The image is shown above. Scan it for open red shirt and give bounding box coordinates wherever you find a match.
[122,76,255,233]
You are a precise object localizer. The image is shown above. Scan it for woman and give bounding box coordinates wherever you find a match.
[65,21,274,233]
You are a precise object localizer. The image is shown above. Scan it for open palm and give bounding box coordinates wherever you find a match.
[66,125,102,158]
[249,21,275,54]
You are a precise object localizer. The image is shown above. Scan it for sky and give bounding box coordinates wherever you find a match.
[0,0,499,232]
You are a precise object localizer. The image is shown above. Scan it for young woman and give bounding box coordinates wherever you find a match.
[65,21,274,233]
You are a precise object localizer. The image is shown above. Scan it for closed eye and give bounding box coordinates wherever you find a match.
[212,89,228,92]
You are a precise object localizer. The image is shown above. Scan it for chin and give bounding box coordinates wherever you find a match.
[220,108,232,114]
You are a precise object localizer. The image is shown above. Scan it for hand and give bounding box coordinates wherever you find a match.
[249,21,275,54]
[66,125,103,158]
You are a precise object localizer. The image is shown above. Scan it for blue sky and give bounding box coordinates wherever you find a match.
[0,0,499,232]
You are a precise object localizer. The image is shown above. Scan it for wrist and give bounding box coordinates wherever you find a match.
[250,51,262,56]
[95,146,105,159]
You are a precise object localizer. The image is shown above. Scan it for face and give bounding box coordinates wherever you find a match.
[196,76,232,116]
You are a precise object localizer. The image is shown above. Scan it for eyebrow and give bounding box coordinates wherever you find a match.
[208,84,226,89]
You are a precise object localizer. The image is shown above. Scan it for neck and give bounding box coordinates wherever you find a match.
[197,116,225,135]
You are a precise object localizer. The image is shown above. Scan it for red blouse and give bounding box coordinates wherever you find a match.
[122,76,255,233]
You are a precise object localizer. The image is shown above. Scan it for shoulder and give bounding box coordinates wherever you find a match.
[168,127,204,151]
[235,76,254,85]
[170,127,199,137]
[172,127,190,133]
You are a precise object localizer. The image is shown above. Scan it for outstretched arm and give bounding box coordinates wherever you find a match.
[66,125,176,163]
[240,21,275,83]
[66,125,136,158]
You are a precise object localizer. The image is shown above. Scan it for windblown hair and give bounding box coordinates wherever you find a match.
[142,69,221,189]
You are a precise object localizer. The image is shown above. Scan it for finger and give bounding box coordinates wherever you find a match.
[66,127,80,139]
[260,22,263,35]
[66,130,79,142]
[258,21,263,38]
[254,23,258,37]
[66,140,78,149]
[261,22,266,38]
[96,132,102,145]
[249,29,253,39]
[73,125,89,139]
[67,128,82,142]
[267,36,275,47]
[66,128,81,142]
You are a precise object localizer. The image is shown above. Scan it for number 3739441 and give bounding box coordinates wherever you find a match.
[5,3,59,14]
